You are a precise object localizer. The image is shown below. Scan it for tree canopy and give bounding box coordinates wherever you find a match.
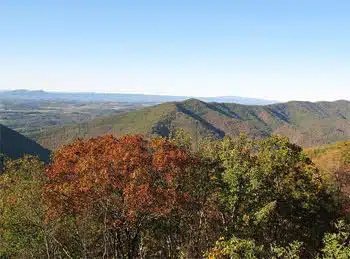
[0,134,349,258]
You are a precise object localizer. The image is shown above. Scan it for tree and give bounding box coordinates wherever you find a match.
[0,156,51,258]
[206,236,264,259]
[206,236,303,259]
[215,135,342,257]
[318,221,350,259]
[335,164,350,215]
[44,135,217,258]
[1,134,347,258]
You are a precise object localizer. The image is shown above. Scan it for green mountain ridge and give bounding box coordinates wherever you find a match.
[0,124,50,163]
[32,99,350,150]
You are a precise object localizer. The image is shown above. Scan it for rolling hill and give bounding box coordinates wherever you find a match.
[0,124,50,163]
[32,99,350,150]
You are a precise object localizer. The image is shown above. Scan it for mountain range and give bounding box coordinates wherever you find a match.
[32,98,350,150]
[0,90,276,105]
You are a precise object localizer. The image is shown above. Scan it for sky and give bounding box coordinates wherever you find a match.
[1,0,350,101]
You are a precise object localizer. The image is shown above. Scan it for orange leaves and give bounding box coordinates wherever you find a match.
[44,135,196,222]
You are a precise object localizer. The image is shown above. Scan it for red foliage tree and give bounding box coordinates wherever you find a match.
[44,135,201,257]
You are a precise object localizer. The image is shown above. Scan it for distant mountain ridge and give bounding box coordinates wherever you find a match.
[0,124,50,162]
[32,98,350,150]
[200,96,277,105]
[0,90,277,105]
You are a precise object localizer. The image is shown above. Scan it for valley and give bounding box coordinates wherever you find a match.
[0,98,148,136]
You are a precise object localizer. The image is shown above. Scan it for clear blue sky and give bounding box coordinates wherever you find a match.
[1,0,350,101]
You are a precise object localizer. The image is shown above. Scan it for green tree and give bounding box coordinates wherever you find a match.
[0,156,52,258]
[216,135,342,257]
[206,236,303,259]
[206,236,264,259]
[319,221,350,259]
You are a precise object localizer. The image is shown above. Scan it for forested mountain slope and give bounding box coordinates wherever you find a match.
[32,99,350,150]
[307,141,350,212]
[0,124,50,162]
[307,141,350,173]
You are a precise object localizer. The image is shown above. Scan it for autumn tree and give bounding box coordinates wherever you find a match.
[45,135,221,258]
[1,134,347,258]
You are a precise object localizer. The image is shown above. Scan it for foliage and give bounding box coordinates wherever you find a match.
[319,221,350,259]
[44,135,221,258]
[0,156,49,258]
[206,237,303,259]
[0,134,348,258]
[271,241,303,259]
[207,224,350,259]
[307,141,350,214]
[216,135,342,256]
[206,236,264,259]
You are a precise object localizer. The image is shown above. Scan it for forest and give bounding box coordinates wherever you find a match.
[1,133,349,258]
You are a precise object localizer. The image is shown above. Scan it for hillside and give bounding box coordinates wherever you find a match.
[32,99,350,150]
[307,141,350,211]
[0,124,50,162]
[307,141,350,173]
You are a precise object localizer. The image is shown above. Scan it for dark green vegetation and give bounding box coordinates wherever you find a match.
[0,98,144,136]
[0,135,349,258]
[0,124,50,163]
[33,98,350,150]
